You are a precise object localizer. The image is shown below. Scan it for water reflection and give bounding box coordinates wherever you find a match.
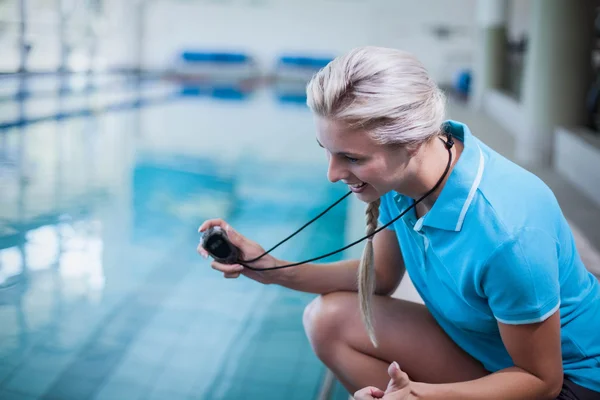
[0,73,346,399]
[0,75,115,365]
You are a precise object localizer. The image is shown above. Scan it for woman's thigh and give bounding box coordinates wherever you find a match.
[307,291,490,384]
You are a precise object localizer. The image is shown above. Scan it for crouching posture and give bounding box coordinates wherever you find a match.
[199,46,600,400]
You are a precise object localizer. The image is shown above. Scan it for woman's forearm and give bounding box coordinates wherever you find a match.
[413,367,561,400]
[271,259,360,294]
[271,259,401,295]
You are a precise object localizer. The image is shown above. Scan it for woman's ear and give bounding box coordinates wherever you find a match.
[404,141,424,157]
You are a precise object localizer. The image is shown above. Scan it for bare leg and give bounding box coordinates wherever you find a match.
[303,291,489,394]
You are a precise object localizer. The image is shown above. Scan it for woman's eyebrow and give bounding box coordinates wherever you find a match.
[316,138,364,158]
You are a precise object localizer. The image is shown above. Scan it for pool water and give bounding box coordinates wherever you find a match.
[0,76,352,399]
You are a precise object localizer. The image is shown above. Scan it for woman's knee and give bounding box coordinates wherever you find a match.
[303,292,354,356]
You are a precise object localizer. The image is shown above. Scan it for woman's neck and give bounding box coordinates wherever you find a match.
[411,135,463,217]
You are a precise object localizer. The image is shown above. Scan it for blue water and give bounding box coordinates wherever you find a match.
[0,76,350,399]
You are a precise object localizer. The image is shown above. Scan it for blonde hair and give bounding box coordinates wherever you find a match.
[306,46,446,347]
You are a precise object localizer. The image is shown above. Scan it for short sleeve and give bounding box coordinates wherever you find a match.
[480,228,560,325]
[378,194,396,231]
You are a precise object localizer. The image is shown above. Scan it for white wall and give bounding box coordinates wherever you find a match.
[0,0,479,81]
[0,0,20,71]
[142,0,478,85]
[0,0,140,72]
[506,0,531,41]
[482,89,525,139]
[555,127,600,209]
[94,0,141,70]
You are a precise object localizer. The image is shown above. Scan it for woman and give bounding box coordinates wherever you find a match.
[198,47,600,399]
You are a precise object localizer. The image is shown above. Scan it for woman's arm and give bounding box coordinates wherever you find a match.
[273,228,406,295]
[413,311,563,400]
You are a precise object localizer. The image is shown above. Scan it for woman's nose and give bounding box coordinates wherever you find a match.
[327,156,347,183]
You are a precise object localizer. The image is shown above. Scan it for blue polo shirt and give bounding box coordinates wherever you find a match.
[379,120,600,392]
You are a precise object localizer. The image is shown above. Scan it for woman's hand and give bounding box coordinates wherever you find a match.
[197,219,280,284]
[353,362,416,400]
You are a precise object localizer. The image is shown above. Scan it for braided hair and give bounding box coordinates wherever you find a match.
[358,199,381,347]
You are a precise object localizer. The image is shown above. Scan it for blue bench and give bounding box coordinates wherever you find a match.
[272,54,334,85]
[180,51,251,64]
[277,55,333,69]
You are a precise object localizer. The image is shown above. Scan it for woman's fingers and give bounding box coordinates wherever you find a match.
[353,386,385,399]
[198,219,245,251]
[198,219,240,238]
[196,243,209,258]
[211,261,244,274]
[198,218,227,233]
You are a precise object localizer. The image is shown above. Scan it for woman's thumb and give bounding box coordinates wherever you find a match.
[224,224,243,245]
[387,362,410,390]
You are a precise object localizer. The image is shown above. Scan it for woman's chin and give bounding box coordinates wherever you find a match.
[353,186,380,203]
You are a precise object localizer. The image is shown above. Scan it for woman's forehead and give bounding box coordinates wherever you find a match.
[315,117,375,151]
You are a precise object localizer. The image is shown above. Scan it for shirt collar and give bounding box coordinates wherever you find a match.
[393,120,485,232]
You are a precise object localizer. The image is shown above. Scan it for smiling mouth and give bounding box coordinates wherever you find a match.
[346,181,368,193]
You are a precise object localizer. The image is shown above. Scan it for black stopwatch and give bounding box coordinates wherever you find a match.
[200,226,241,264]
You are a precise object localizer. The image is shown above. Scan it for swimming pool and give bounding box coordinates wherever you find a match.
[0,75,352,399]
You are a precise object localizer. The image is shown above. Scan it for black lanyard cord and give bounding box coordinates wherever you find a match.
[239,135,454,271]
[242,190,353,263]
